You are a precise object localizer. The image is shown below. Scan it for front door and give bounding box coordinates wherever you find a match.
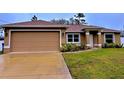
[90,34,93,48]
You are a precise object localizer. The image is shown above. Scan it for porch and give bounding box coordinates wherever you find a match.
[81,29,102,48]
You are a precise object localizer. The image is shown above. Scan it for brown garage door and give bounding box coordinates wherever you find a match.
[11,31,60,52]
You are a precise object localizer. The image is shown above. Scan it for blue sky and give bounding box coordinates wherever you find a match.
[0,13,124,30]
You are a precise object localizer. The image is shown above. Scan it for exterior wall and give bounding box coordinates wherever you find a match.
[3,28,66,53]
[80,33,86,44]
[4,29,10,53]
[101,33,121,44]
[101,33,104,44]
[4,29,9,46]
[93,34,98,46]
[3,27,121,53]
[114,33,121,44]
[61,29,66,44]
[60,31,121,48]
[4,48,10,53]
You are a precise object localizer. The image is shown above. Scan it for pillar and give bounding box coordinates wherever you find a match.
[97,31,102,48]
[85,31,90,48]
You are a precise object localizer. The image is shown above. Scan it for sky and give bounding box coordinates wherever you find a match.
[0,13,124,30]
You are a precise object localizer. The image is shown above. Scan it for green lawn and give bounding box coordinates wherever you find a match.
[63,48,124,79]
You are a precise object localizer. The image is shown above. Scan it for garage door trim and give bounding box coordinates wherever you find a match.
[6,29,62,50]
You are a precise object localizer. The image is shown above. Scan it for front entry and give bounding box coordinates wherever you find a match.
[89,34,94,48]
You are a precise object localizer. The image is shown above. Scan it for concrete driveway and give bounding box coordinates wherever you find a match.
[0,52,71,79]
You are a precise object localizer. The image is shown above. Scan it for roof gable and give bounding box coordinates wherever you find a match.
[3,20,56,26]
[1,19,121,33]
[66,24,121,33]
[1,20,68,28]
[66,24,102,32]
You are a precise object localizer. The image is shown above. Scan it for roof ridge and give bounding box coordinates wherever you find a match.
[2,19,57,26]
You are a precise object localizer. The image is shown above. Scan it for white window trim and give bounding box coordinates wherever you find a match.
[66,33,80,43]
[104,33,115,43]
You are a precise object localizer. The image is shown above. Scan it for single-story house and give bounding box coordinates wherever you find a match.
[1,19,121,53]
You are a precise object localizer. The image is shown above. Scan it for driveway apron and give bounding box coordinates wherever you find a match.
[0,52,71,79]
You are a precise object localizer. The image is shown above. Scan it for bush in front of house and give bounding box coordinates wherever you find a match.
[60,43,83,52]
[115,43,123,48]
[102,43,123,48]
[60,43,72,52]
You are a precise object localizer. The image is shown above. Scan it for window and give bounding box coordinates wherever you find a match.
[67,33,80,43]
[68,34,73,42]
[74,34,79,42]
[105,33,114,43]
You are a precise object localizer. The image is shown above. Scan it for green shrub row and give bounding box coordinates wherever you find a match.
[60,43,85,52]
[102,43,123,48]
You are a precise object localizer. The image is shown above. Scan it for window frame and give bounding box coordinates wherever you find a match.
[66,33,80,43]
[104,33,115,43]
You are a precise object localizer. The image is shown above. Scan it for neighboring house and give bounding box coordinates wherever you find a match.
[0,28,4,51]
[121,37,124,44]
[1,19,120,53]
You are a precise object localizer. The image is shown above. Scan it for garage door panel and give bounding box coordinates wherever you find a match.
[11,31,60,52]
[14,40,59,42]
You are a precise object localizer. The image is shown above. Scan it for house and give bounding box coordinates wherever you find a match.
[1,18,120,53]
[0,28,4,51]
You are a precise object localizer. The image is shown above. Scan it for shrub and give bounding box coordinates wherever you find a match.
[80,43,85,49]
[60,43,69,52]
[71,44,80,51]
[102,43,108,48]
[60,43,81,52]
[102,43,123,48]
[115,43,123,48]
[108,43,116,48]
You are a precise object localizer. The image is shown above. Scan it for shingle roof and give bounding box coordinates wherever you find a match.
[3,20,56,25]
[66,24,102,32]
[66,25,84,32]
[102,28,121,33]
[1,20,68,28]
[1,20,121,33]
[66,24,120,33]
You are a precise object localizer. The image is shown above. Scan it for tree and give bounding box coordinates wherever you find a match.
[31,15,38,21]
[74,13,86,24]
[50,13,87,25]
[69,17,75,25]
[51,19,69,25]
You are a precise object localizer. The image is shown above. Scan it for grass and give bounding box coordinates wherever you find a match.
[63,48,124,79]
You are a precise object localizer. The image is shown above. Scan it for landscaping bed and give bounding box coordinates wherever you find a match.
[63,48,124,79]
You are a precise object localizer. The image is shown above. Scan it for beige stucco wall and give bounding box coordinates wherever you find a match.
[4,29,9,46]
[114,33,121,44]
[93,34,98,45]
[101,33,104,44]
[80,33,86,44]
[3,27,121,54]
[4,29,10,53]
[61,29,66,44]
[4,28,66,53]
[101,33,120,44]
[4,48,10,53]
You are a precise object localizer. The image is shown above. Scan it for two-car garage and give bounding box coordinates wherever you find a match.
[10,31,60,52]
[3,20,67,53]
